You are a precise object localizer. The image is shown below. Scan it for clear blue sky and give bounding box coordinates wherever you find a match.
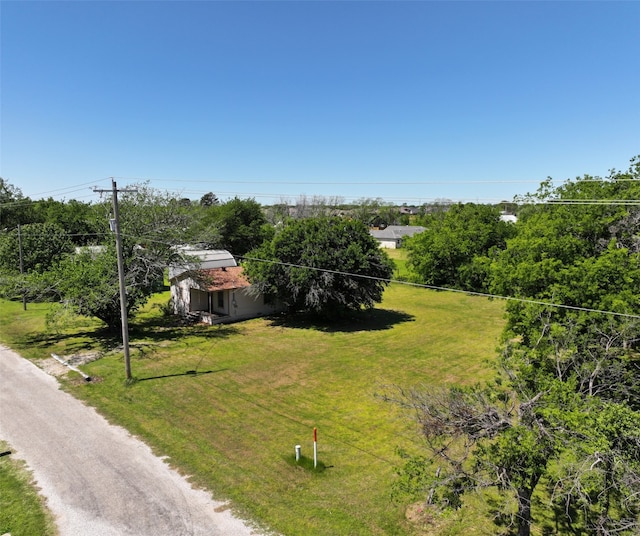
[2,1,639,205]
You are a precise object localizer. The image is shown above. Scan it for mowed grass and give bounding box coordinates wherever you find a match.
[0,284,505,535]
[0,441,57,536]
[385,248,411,280]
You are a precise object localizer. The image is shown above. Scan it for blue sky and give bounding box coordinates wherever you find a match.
[1,1,639,205]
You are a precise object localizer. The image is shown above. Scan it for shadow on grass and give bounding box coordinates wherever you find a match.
[21,327,119,354]
[20,314,240,358]
[130,316,241,343]
[268,308,415,333]
[283,454,329,473]
[137,368,228,382]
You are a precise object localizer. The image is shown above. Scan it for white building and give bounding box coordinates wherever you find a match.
[169,249,282,324]
[370,225,427,249]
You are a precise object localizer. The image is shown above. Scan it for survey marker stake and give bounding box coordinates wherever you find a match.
[313,427,318,468]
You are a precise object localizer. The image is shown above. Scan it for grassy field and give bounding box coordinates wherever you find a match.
[386,248,411,280]
[0,441,57,536]
[0,283,506,535]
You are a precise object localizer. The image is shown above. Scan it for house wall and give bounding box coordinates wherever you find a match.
[190,288,209,312]
[171,275,210,315]
[377,239,399,249]
[170,274,283,322]
[226,287,281,320]
[171,278,191,315]
[211,291,227,315]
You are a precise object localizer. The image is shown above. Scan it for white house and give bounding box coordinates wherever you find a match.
[499,213,518,224]
[169,249,282,324]
[370,225,427,249]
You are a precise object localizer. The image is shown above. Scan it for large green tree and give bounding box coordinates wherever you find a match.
[29,198,102,246]
[190,197,271,255]
[490,158,640,407]
[44,246,143,330]
[0,179,33,229]
[0,222,74,274]
[243,217,394,316]
[405,203,515,292]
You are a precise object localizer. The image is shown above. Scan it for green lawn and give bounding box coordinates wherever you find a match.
[386,248,411,280]
[0,441,57,536]
[0,284,505,535]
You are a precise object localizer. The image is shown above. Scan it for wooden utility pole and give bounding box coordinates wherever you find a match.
[95,179,137,380]
[17,224,26,311]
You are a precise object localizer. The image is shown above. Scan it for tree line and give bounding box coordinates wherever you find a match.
[0,181,395,328]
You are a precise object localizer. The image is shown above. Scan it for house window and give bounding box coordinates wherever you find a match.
[217,291,224,308]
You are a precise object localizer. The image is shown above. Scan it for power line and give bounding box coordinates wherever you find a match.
[111,175,640,186]
[5,175,640,207]
[108,232,640,321]
[13,225,639,323]
[17,178,112,199]
[236,255,640,321]
[543,199,640,206]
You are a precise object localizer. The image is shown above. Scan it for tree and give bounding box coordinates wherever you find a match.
[385,383,557,536]
[489,159,640,407]
[491,159,640,302]
[35,184,200,332]
[405,203,515,292]
[292,195,343,219]
[0,222,74,274]
[192,197,271,255]
[214,197,272,255]
[45,246,140,330]
[243,217,394,317]
[0,178,33,229]
[349,197,383,225]
[387,349,640,536]
[30,198,103,245]
[200,192,219,207]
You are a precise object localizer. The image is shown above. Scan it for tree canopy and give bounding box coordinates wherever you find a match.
[0,178,32,229]
[9,184,202,332]
[243,217,394,317]
[0,222,74,274]
[189,196,271,255]
[406,203,515,292]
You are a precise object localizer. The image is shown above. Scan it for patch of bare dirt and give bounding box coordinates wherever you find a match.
[36,352,102,378]
[405,502,444,535]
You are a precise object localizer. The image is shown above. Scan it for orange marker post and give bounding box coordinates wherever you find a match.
[313,427,318,468]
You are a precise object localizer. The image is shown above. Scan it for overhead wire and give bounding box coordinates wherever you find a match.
[5,172,640,208]
[10,220,636,323]
[236,255,640,321]
[5,175,640,321]
[16,178,112,199]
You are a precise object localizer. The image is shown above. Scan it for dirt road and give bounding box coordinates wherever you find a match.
[0,345,263,536]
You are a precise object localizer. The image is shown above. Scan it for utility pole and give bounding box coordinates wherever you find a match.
[95,179,137,380]
[18,224,26,311]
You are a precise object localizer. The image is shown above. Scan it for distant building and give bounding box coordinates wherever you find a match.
[370,225,426,249]
[499,213,518,224]
[398,206,420,215]
[74,245,107,257]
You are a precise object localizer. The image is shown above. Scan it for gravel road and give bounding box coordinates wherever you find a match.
[0,345,265,536]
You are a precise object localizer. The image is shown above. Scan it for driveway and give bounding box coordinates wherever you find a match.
[0,345,264,536]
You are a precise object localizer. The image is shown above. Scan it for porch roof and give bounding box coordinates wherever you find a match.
[200,267,251,292]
